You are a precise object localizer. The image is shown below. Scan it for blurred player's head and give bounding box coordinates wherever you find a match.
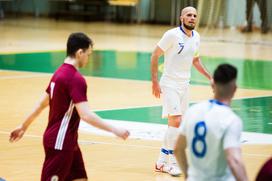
[180,6,197,31]
[66,32,93,67]
[212,64,237,100]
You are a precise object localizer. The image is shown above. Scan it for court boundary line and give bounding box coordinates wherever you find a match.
[0,70,271,112]
[1,69,272,91]
[92,95,272,112]
[0,74,51,79]
[0,130,270,158]
[0,69,150,83]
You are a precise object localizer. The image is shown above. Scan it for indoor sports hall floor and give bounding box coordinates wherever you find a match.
[0,18,272,181]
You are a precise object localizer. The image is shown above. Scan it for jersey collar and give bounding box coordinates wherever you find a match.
[209,99,228,107]
[179,26,194,37]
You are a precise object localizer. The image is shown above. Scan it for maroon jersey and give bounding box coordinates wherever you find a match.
[256,157,272,181]
[44,63,87,151]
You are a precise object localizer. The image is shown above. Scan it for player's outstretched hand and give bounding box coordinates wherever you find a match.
[9,125,25,143]
[113,127,130,140]
[152,81,161,98]
[210,77,214,85]
[210,78,215,93]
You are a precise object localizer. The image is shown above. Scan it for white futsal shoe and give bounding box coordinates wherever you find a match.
[167,163,182,177]
[155,161,169,173]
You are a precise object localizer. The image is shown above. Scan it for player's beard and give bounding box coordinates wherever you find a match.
[183,22,195,30]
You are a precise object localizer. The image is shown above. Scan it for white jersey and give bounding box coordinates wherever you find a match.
[157,26,200,90]
[179,100,242,181]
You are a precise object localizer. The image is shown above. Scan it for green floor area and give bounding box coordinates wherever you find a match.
[96,96,272,134]
[0,51,271,134]
[0,50,272,90]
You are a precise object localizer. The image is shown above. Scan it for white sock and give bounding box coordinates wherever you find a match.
[166,126,179,165]
[157,128,169,163]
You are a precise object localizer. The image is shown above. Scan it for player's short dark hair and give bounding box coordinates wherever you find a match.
[66,32,93,57]
[213,64,237,84]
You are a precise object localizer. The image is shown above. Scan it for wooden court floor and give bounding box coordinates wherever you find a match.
[0,18,272,181]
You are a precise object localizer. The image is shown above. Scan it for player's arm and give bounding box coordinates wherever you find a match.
[225,147,248,181]
[10,93,49,142]
[193,57,212,81]
[151,46,164,98]
[75,102,129,140]
[174,134,188,178]
[224,119,248,181]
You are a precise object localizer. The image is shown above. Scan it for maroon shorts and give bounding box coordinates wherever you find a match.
[41,147,87,181]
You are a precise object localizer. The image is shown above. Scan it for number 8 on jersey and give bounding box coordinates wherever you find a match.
[192,121,207,158]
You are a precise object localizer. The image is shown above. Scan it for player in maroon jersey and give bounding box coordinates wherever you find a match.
[256,157,272,181]
[9,32,129,181]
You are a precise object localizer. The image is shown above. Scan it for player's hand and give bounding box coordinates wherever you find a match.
[152,81,161,98]
[210,77,214,85]
[9,125,25,143]
[113,127,130,140]
[209,78,215,93]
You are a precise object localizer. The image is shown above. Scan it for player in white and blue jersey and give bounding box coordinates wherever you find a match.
[175,64,248,181]
[151,6,212,176]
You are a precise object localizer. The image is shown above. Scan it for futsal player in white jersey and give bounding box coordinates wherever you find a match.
[174,64,248,181]
[151,6,212,176]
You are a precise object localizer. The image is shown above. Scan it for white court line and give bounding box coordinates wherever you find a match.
[0,71,270,112]
[92,104,161,112]
[0,69,150,83]
[0,130,157,149]
[1,130,270,157]
[1,71,269,112]
[1,130,41,138]
[79,120,272,145]
[0,74,50,79]
[0,69,50,74]
[0,70,52,79]
[92,95,272,112]
[78,140,158,149]
[233,95,272,101]
[2,130,156,149]
[86,76,150,83]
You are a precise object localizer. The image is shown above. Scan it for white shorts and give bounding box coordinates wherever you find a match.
[161,86,189,118]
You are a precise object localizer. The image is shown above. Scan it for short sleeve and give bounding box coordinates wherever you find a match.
[223,117,242,149]
[69,75,88,104]
[193,32,200,58]
[157,30,174,52]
